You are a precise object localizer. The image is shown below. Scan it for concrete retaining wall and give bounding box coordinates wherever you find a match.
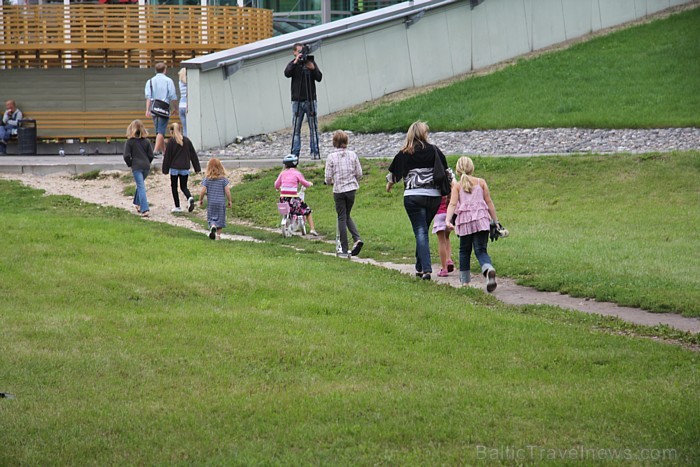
[185,0,693,151]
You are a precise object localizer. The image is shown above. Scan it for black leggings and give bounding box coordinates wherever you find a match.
[170,174,192,207]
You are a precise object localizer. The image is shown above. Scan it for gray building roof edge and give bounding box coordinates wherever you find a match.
[183,0,463,72]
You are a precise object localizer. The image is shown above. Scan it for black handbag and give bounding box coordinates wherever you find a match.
[149,80,170,118]
[432,146,451,196]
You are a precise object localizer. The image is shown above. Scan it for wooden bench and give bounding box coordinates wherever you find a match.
[22,110,182,143]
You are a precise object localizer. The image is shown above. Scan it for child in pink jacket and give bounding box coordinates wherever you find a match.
[274,154,318,235]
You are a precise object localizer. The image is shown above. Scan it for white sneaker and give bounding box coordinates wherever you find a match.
[309,230,318,236]
[187,197,195,212]
[171,207,183,213]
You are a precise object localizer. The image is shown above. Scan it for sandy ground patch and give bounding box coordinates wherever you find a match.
[1,168,259,239]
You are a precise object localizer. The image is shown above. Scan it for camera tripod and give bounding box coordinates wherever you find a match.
[290,65,321,160]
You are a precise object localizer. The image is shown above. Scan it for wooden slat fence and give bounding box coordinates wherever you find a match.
[0,4,273,68]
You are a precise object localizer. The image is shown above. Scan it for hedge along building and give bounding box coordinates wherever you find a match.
[183,0,694,153]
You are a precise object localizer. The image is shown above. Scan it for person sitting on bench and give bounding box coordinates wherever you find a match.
[0,100,23,155]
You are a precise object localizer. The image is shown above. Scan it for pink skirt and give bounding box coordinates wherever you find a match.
[432,213,448,234]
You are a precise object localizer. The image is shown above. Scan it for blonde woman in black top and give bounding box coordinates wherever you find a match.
[386,121,451,280]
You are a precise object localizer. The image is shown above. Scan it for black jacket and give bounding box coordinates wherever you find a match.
[162,136,201,174]
[284,59,323,102]
[123,137,154,171]
[387,143,448,187]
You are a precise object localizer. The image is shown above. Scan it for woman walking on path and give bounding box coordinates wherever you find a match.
[123,119,154,218]
[386,121,451,281]
[162,122,201,213]
[199,158,232,240]
[325,130,364,257]
[445,156,500,292]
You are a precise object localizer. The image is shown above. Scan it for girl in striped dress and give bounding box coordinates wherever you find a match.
[199,158,232,240]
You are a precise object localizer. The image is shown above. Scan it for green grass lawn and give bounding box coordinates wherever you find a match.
[233,152,700,317]
[324,6,700,132]
[1,179,698,464]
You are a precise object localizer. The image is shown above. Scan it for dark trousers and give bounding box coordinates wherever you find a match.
[170,174,191,207]
[334,190,360,253]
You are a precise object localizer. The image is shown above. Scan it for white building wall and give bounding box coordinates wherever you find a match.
[185,0,694,150]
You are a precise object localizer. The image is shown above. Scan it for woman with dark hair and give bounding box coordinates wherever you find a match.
[386,121,451,280]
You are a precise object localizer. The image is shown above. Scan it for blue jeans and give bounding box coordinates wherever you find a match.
[132,169,150,213]
[179,107,187,137]
[0,125,16,152]
[0,125,14,142]
[291,100,319,157]
[404,195,442,274]
[458,230,493,282]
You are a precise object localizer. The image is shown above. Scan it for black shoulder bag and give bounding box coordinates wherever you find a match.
[149,80,170,118]
[432,146,452,196]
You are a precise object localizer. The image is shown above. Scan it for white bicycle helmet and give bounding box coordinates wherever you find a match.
[282,154,299,168]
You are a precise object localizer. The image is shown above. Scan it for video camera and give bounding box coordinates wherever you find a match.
[298,44,314,64]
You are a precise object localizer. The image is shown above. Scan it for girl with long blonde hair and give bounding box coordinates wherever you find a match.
[445,156,501,291]
[162,122,201,213]
[126,119,148,139]
[123,119,154,217]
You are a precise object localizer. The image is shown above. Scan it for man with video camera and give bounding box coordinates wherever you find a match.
[284,43,323,159]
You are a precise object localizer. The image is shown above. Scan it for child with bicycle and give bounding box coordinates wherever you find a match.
[274,154,318,236]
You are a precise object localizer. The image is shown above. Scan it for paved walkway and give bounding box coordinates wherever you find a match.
[204,226,700,334]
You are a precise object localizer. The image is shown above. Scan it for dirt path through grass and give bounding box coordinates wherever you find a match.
[3,170,698,334]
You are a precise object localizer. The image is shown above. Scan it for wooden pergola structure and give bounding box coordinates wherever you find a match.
[0,4,273,69]
[0,4,273,142]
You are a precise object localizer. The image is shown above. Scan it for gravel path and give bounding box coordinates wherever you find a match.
[202,127,700,161]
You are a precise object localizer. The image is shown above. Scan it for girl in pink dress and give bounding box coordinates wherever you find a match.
[445,157,501,292]
[432,195,455,277]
